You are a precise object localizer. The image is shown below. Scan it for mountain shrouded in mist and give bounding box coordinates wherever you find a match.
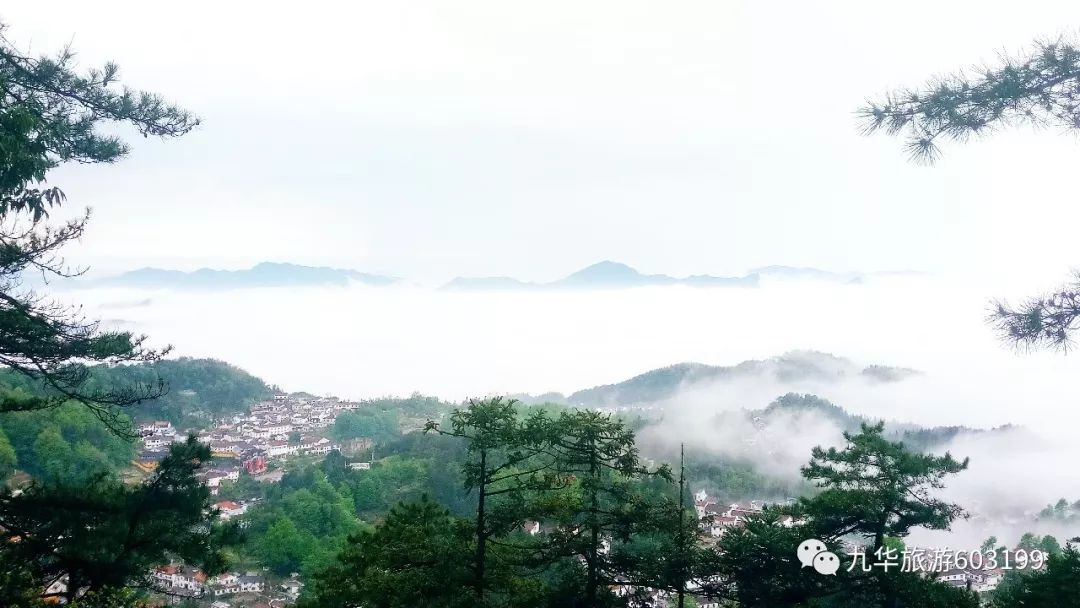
[77,260,922,291]
[89,262,398,289]
[554,351,921,407]
[444,260,759,290]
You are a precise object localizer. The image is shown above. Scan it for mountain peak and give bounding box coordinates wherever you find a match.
[561,261,645,284]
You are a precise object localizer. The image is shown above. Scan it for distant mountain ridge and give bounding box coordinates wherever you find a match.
[444,260,759,290]
[445,261,926,291]
[79,260,924,291]
[89,262,397,289]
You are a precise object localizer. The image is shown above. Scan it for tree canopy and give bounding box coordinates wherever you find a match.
[862,35,1080,350]
[0,22,230,605]
[861,37,1080,164]
[0,22,198,431]
[0,438,239,604]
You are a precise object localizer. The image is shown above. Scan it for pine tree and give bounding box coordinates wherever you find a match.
[425,397,558,605]
[715,423,976,608]
[0,21,228,604]
[0,438,240,604]
[540,409,671,607]
[298,497,475,608]
[861,37,1080,164]
[0,22,197,431]
[800,422,968,554]
[861,35,1080,349]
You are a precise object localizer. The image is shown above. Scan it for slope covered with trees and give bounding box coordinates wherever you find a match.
[94,358,272,427]
[293,398,1036,608]
[565,352,919,408]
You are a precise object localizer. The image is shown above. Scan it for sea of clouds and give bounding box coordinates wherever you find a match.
[52,273,1080,544]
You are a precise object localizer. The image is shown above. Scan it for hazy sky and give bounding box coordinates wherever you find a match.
[5,1,1080,283]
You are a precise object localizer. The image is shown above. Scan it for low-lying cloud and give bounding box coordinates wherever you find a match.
[48,273,1080,544]
[634,365,1080,548]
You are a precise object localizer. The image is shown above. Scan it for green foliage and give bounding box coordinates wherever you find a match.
[245,466,362,576]
[859,35,1080,350]
[713,506,839,606]
[297,399,996,608]
[349,455,432,515]
[331,407,400,443]
[1040,536,1063,557]
[861,37,1080,163]
[0,437,239,604]
[990,275,1080,351]
[539,409,673,604]
[86,357,271,427]
[1037,497,1080,524]
[0,24,197,218]
[378,392,451,418]
[688,457,802,504]
[882,572,981,608]
[425,396,558,603]
[715,423,975,608]
[612,496,719,605]
[325,435,473,516]
[299,498,475,608]
[567,353,869,408]
[65,588,144,608]
[0,426,14,479]
[993,541,1080,608]
[0,22,198,429]
[800,421,969,551]
[1017,532,1063,557]
[256,517,316,576]
[0,22,222,605]
[215,471,264,503]
[764,393,853,424]
[0,359,267,484]
[569,362,719,406]
[0,400,134,483]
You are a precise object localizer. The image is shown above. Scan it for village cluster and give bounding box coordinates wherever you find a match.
[137,394,366,606]
[149,565,303,608]
[135,394,358,492]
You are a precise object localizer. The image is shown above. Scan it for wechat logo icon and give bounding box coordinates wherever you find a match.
[798,538,840,575]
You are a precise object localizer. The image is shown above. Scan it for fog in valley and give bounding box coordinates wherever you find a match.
[67,272,1075,428]
[50,270,1080,547]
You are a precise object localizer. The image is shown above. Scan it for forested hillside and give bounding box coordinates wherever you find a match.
[94,358,270,427]
[0,358,269,487]
[0,349,1068,607]
[0,357,270,427]
[563,351,920,407]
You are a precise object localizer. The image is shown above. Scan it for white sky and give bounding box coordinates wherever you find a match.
[5,1,1080,283]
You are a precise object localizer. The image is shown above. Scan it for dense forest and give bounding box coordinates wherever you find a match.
[91,358,273,427]
[4,355,1076,607]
